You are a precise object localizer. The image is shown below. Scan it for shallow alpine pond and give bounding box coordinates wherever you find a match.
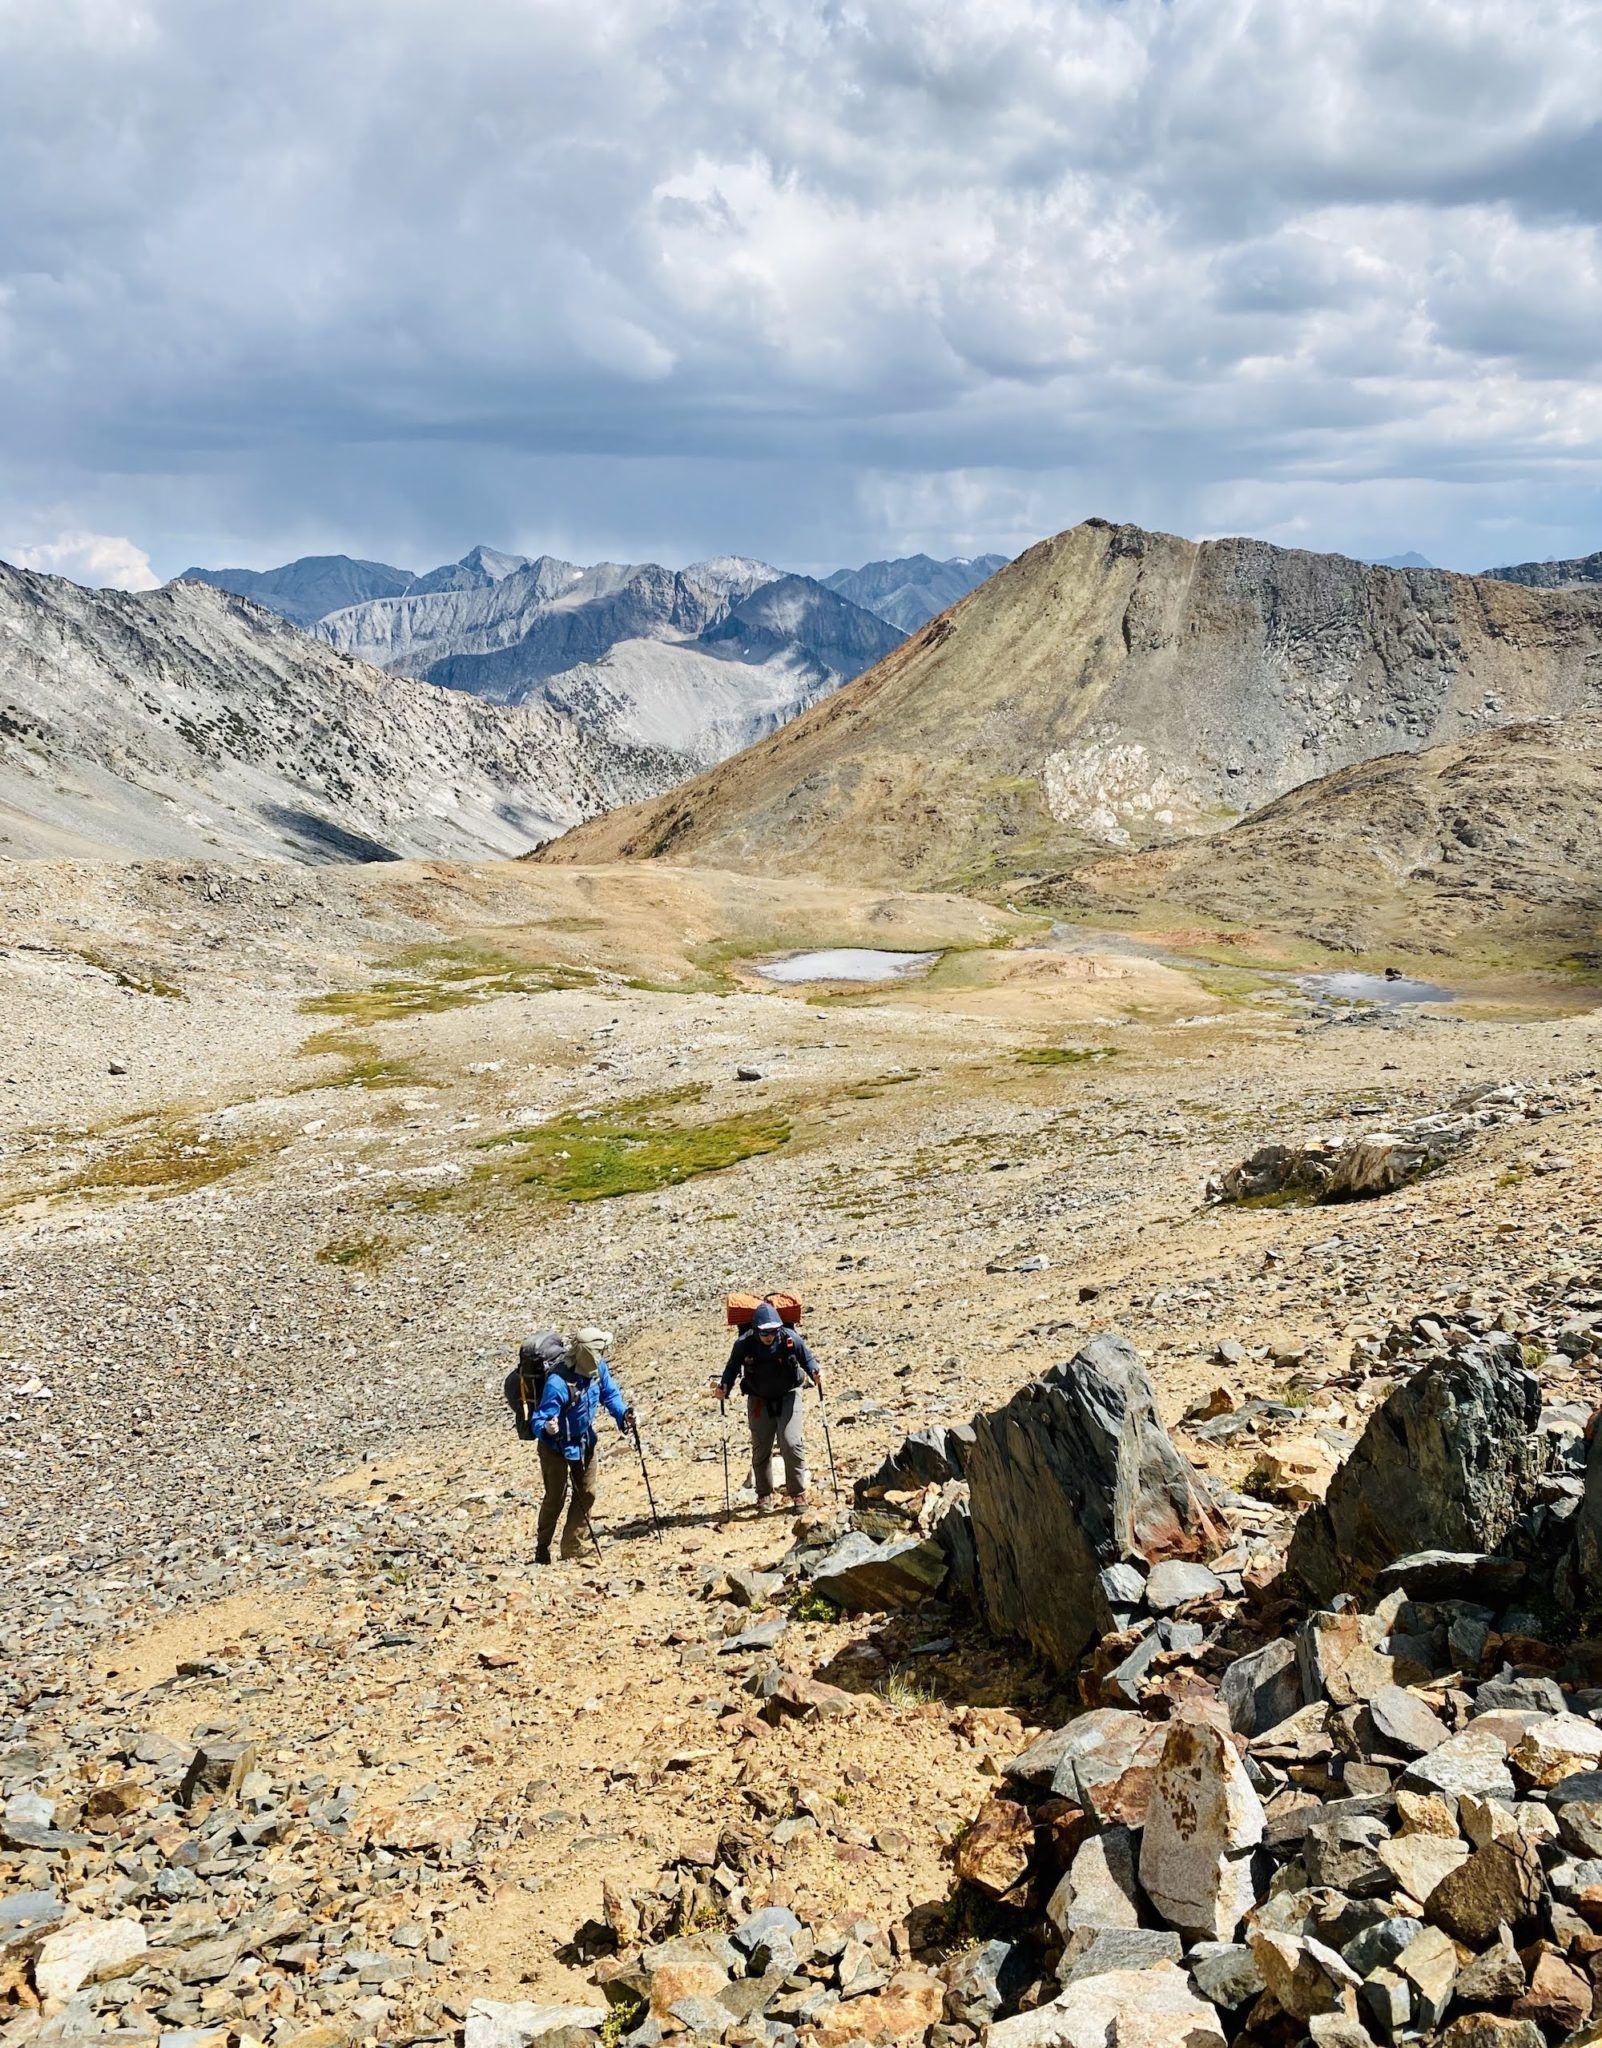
[1299,970,1457,1006]
[755,947,943,984]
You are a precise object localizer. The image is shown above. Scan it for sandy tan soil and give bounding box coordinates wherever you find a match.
[3,854,1600,2040]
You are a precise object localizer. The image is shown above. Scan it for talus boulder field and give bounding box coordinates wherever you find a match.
[539,518,1602,888]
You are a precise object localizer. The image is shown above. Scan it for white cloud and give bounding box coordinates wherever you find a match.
[5,530,159,590]
[3,0,1602,573]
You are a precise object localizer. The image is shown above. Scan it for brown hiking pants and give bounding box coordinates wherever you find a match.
[537,1440,600,1558]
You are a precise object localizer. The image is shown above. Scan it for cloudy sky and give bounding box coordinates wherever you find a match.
[4,0,1602,588]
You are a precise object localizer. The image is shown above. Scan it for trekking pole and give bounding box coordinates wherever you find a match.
[718,1395,732,1518]
[818,1386,841,1502]
[631,1418,663,1541]
[584,1514,604,1564]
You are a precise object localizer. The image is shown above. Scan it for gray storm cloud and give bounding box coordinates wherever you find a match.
[2,0,1601,581]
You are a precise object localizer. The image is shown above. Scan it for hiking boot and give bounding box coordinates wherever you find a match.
[788,1491,809,1511]
[755,1493,779,1515]
[534,1544,551,1565]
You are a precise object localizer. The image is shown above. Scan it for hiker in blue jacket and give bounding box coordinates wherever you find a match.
[532,1327,635,1563]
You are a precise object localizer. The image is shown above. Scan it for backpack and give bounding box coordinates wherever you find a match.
[505,1330,570,1440]
[725,1291,804,1329]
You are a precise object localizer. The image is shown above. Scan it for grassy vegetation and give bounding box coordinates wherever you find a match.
[315,1231,398,1269]
[73,947,186,1000]
[50,1117,278,1203]
[1014,1046,1116,1067]
[477,1084,791,1203]
[880,1665,939,1707]
[790,1585,842,1624]
[844,1070,922,1100]
[296,1028,424,1091]
[301,939,596,1023]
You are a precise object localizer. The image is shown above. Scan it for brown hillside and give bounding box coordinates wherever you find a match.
[541,519,1602,892]
[1074,713,1602,967]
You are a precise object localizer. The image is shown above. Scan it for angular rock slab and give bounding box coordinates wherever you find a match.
[967,1334,1225,1669]
[465,2004,610,2048]
[808,1530,947,1611]
[34,1917,148,2002]
[1286,1353,1545,1602]
[987,1963,1226,2048]
[1139,1719,1265,1940]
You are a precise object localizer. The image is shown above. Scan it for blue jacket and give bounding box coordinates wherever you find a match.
[532,1363,631,1462]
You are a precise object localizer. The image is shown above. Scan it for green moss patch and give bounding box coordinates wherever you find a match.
[316,1231,398,1268]
[296,1028,423,1090]
[73,948,186,1000]
[301,940,596,1023]
[478,1085,790,1202]
[53,1118,278,1202]
[1014,1046,1116,1067]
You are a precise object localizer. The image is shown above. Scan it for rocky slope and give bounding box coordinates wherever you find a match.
[541,521,1602,892]
[1486,550,1602,591]
[310,553,902,772]
[822,554,1009,633]
[4,853,1602,2046]
[0,564,680,862]
[1075,714,1602,966]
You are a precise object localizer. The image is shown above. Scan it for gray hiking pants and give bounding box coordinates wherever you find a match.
[537,1440,599,1558]
[748,1392,808,1500]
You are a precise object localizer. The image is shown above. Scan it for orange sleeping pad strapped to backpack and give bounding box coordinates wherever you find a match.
[725,1291,804,1329]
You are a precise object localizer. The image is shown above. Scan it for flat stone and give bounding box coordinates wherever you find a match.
[1400,1727,1516,1803]
[1374,1552,1529,1602]
[1425,1839,1544,1946]
[0,1889,62,1961]
[1397,1924,1458,2030]
[1139,1719,1264,1940]
[1369,1685,1447,1757]
[809,1531,947,1611]
[35,1917,148,2002]
[1508,1712,1602,1788]
[464,2003,611,2048]
[953,1795,1033,1900]
[719,1617,787,1654]
[1048,1708,1169,1828]
[1377,1831,1469,1904]
[1511,1948,1591,2036]
[1248,1930,1361,2022]
[1453,1932,1527,2006]
[1045,1828,1140,1938]
[987,1963,1226,2048]
[1303,1814,1391,1896]
[1143,1560,1223,1611]
[1436,2018,1545,2048]
[1056,1924,1182,1985]
[730,1908,803,1956]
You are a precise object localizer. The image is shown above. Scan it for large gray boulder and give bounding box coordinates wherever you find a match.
[1285,1352,1545,1602]
[966,1335,1224,1669]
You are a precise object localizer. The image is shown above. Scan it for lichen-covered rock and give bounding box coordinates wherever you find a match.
[1285,1352,1546,1601]
[967,1335,1224,1669]
[1138,1720,1265,1940]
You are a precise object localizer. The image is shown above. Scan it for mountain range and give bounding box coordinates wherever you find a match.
[545,518,1602,893]
[172,546,1002,777]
